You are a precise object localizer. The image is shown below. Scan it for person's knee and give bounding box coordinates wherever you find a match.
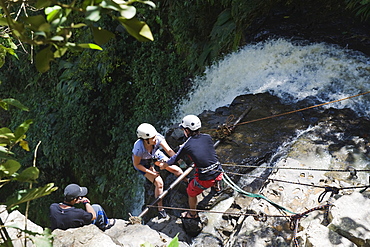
[154,177,164,189]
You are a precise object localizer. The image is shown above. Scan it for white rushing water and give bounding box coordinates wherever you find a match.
[175,39,370,239]
[174,39,370,120]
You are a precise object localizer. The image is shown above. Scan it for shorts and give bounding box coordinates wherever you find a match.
[134,150,168,175]
[187,172,223,197]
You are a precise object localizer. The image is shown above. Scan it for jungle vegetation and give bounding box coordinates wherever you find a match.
[0,0,369,230]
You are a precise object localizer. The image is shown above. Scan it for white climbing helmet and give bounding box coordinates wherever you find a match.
[179,115,201,131]
[136,123,158,139]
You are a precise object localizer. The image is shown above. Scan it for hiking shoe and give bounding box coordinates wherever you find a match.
[158,210,167,219]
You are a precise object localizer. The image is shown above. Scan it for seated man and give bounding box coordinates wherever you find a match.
[49,183,115,231]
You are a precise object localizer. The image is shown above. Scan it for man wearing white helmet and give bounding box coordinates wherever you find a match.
[132,123,184,219]
[161,115,223,218]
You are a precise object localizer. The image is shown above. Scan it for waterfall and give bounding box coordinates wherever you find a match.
[174,39,369,242]
[174,39,370,121]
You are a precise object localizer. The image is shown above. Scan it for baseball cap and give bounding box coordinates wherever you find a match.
[64,184,88,198]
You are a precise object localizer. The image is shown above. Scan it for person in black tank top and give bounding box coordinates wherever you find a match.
[161,115,223,218]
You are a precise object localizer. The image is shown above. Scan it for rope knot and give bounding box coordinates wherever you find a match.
[318,186,340,202]
[253,212,267,222]
[216,115,235,139]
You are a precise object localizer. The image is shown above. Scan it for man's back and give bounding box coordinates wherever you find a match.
[49,203,92,230]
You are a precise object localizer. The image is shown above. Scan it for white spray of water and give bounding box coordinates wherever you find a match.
[174,39,370,120]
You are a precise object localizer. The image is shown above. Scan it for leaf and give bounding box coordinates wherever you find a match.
[77,43,103,50]
[21,15,47,32]
[1,98,29,111]
[86,6,101,22]
[50,35,64,41]
[45,5,62,23]
[11,21,25,38]
[101,0,121,11]
[13,119,33,143]
[4,226,53,246]
[168,233,180,247]
[140,242,154,247]
[36,45,54,73]
[70,23,86,28]
[6,183,58,211]
[0,127,15,146]
[34,31,47,37]
[0,17,8,26]
[19,140,30,151]
[51,16,67,26]
[91,26,115,45]
[8,39,17,50]
[0,127,15,138]
[36,0,53,9]
[136,0,156,8]
[0,146,14,159]
[29,228,53,246]
[117,17,154,41]
[0,159,21,178]
[54,46,68,58]
[14,167,39,182]
[119,5,136,19]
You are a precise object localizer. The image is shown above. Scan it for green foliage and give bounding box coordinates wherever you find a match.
[168,233,180,247]
[0,0,156,72]
[0,100,56,246]
[346,0,370,21]
[0,0,367,231]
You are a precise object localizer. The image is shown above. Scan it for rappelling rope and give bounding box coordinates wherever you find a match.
[222,172,296,214]
[231,91,370,129]
[148,205,289,219]
[222,163,370,173]
[204,91,370,135]
[149,202,332,247]
[218,169,370,203]
[289,204,332,247]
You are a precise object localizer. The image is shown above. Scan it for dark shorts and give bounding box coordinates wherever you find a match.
[187,172,223,197]
[134,159,152,175]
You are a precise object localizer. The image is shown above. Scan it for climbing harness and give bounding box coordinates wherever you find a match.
[198,161,221,173]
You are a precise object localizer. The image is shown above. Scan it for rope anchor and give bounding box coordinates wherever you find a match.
[216,115,235,139]
[318,186,340,203]
[253,212,268,222]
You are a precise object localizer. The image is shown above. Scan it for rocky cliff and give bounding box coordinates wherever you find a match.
[1,92,369,247]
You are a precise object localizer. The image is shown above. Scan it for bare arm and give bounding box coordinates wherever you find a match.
[77,197,96,221]
[160,140,176,157]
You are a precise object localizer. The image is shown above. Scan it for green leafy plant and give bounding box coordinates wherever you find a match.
[0,98,57,247]
[346,0,370,21]
[0,0,155,72]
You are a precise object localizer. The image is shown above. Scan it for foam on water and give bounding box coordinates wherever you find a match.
[174,39,370,120]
